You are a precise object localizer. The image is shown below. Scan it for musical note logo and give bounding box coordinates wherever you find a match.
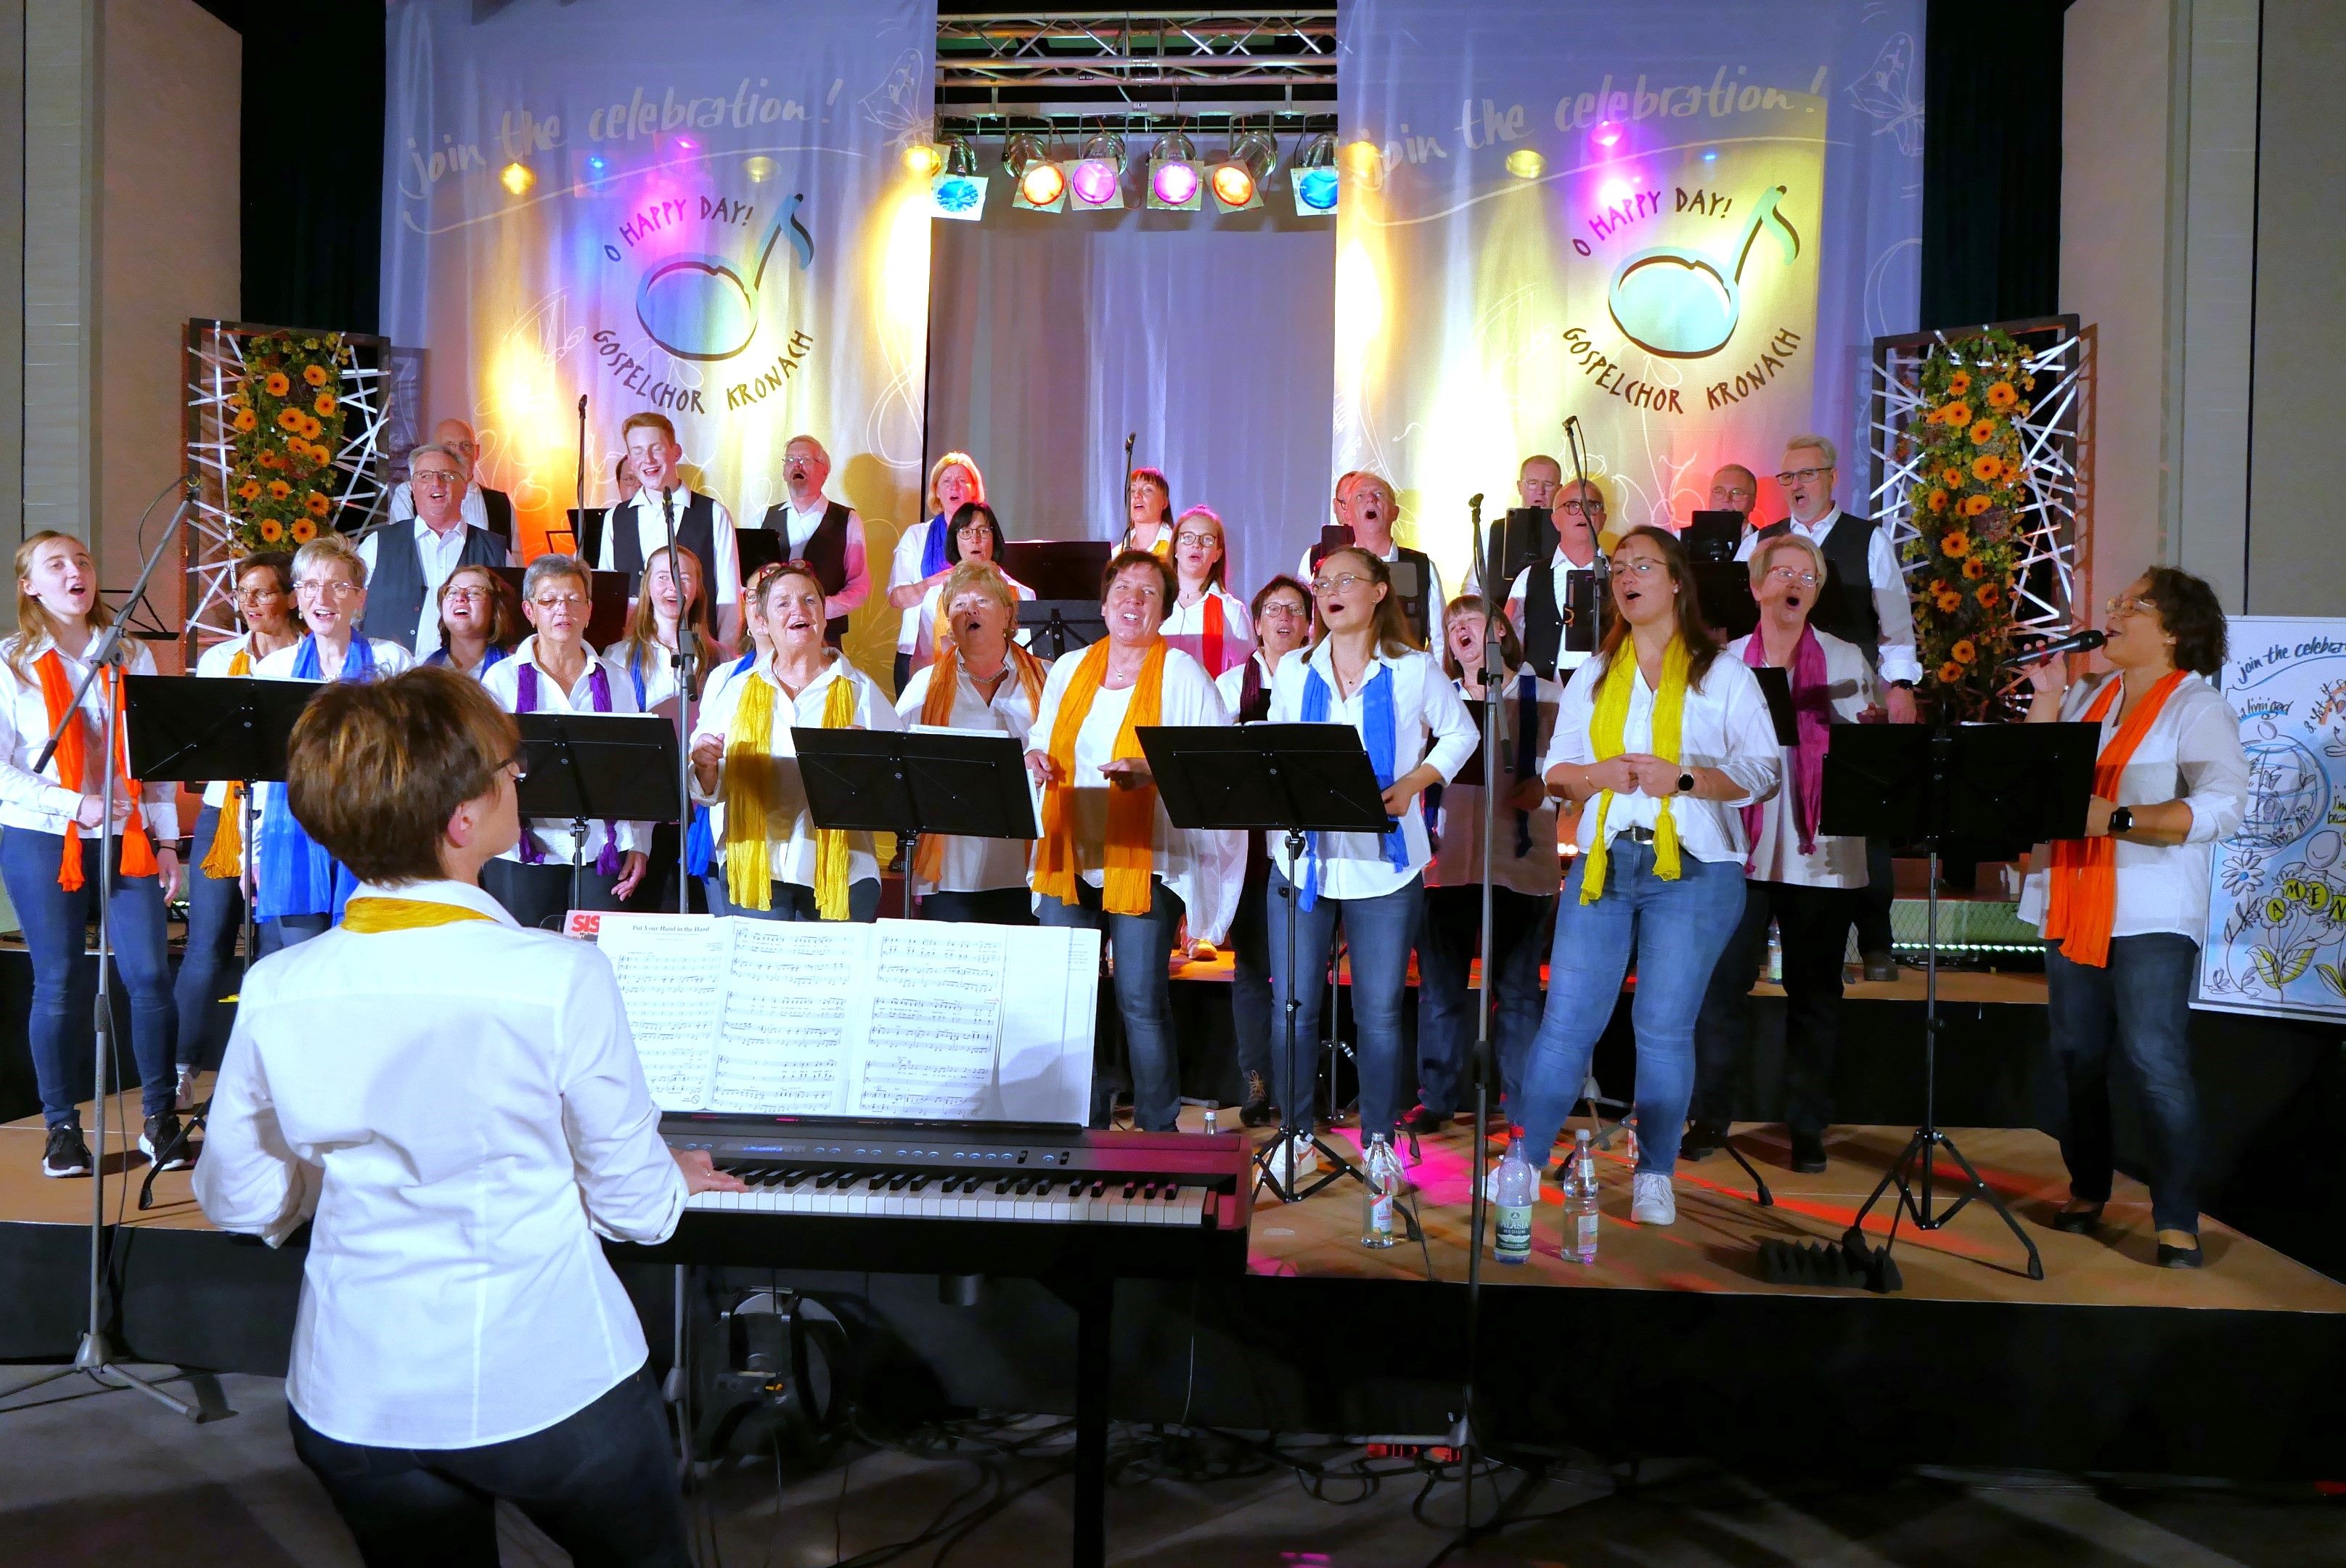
[1606,184,1801,359]
[634,193,816,362]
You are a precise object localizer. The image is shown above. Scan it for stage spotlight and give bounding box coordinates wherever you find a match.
[903,142,944,179]
[499,161,535,197]
[1338,135,1384,192]
[1005,133,1066,213]
[928,135,987,221]
[1146,129,1201,211]
[1291,131,1339,215]
[1593,120,1623,149]
[1505,147,1545,180]
[743,155,775,184]
[1068,131,1125,210]
[1209,129,1275,213]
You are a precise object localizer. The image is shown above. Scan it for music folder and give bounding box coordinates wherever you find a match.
[123,674,314,786]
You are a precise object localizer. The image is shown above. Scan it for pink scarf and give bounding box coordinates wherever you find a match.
[1742,626,1831,865]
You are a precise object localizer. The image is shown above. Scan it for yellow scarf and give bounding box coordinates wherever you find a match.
[913,636,1047,889]
[1577,637,1691,904]
[723,662,859,918]
[340,896,496,933]
[198,646,254,881]
[1032,637,1166,916]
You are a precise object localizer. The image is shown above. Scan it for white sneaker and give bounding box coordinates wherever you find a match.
[1630,1171,1676,1226]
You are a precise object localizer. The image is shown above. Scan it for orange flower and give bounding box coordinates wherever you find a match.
[1925,489,1949,513]
[263,372,290,397]
[275,409,303,433]
[301,415,323,440]
[256,450,281,470]
[1940,401,1972,428]
[1961,493,1993,517]
[232,409,258,433]
[1940,529,1972,558]
[1937,660,1964,684]
[1985,380,2017,409]
[1970,454,2003,483]
[313,393,337,417]
[258,517,286,543]
[266,478,292,499]
[1961,555,1987,580]
[1976,582,2001,608]
[1969,420,1995,445]
[1946,370,1971,398]
[1934,588,1963,614]
[302,364,330,387]
[1940,466,1965,489]
[1951,640,1978,666]
[304,491,330,517]
[290,518,318,544]
[237,479,262,501]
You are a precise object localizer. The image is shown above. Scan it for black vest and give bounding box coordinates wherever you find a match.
[597,491,718,597]
[479,486,514,544]
[1755,512,1881,655]
[359,520,509,651]
[758,499,854,645]
[1520,556,1600,679]
[1310,538,1434,647]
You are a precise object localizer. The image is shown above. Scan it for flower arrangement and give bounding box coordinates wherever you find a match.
[1899,328,2035,721]
[224,332,348,555]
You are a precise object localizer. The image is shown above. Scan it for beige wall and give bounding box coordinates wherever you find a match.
[0,0,23,552]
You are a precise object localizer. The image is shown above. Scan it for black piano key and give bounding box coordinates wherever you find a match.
[782,1170,808,1187]
[888,1172,912,1191]
[909,1175,931,1191]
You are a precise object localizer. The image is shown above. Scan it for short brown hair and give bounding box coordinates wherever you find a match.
[1440,592,1524,679]
[287,667,518,886]
[2140,565,2228,677]
[621,412,677,446]
[1101,547,1176,605]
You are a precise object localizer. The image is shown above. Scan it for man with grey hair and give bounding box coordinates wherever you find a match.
[386,417,516,544]
[359,441,517,656]
[755,433,871,647]
[1708,462,1761,544]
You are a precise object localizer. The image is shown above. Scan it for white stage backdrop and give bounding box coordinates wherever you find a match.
[380,0,936,662]
[1336,0,1924,586]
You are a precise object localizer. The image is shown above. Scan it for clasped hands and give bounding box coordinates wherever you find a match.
[1578,753,1688,799]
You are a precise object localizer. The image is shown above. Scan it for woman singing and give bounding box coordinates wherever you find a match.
[1214,574,1312,1128]
[616,543,725,914]
[692,563,902,921]
[1027,550,1240,1131]
[0,532,186,1178]
[1121,467,1174,558]
[1407,595,1561,1133]
[907,502,1034,672]
[694,563,779,916]
[253,534,416,947]
[896,561,1050,923]
[890,452,985,690]
[2020,565,2247,1268]
[1516,526,1779,1226]
[173,551,301,1106]
[1158,506,1254,680]
[1261,549,1475,1184]
[422,563,518,677]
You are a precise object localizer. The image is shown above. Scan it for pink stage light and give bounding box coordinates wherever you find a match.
[1069,157,1120,206]
[1593,121,1622,149]
[1150,160,1200,206]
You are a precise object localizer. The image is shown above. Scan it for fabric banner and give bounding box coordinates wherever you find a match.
[380,0,935,661]
[1336,0,1923,584]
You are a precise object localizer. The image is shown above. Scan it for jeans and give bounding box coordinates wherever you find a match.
[173,804,246,1072]
[1415,885,1555,1116]
[266,914,332,950]
[1037,878,1186,1131]
[1227,867,1274,1089]
[1,828,177,1127]
[1514,841,1746,1173]
[481,857,624,934]
[920,887,1037,925]
[1691,880,1855,1136]
[289,1365,691,1568]
[1264,868,1423,1140]
[2044,933,2204,1236]
[731,878,882,923]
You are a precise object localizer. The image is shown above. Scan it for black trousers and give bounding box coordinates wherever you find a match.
[481,857,623,934]
[289,1366,691,1568]
[1855,837,1895,954]
[918,886,1036,924]
[1691,879,1855,1136]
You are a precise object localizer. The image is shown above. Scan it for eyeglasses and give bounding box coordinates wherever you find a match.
[1766,565,1822,587]
[1174,531,1220,550]
[234,584,285,603]
[531,593,587,611]
[1556,499,1605,516]
[1775,466,1833,486]
[444,585,492,603]
[295,579,362,599]
[1311,572,1370,596]
[1259,600,1309,619]
[955,523,992,539]
[2105,593,2158,617]
[411,470,462,487]
[501,753,528,783]
[1713,486,1754,502]
[1608,558,1667,578]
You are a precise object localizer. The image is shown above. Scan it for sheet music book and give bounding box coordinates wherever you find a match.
[565,913,1099,1124]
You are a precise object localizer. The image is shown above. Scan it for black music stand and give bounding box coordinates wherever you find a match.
[1019,600,1108,660]
[1001,539,1112,601]
[490,565,632,649]
[1820,720,2101,1282]
[1691,560,1759,638]
[1138,722,1394,1202]
[734,525,786,581]
[791,728,1036,920]
[513,712,681,919]
[1481,506,1557,601]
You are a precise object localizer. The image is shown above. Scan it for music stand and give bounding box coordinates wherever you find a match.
[1691,560,1759,639]
[1019,601,1108,660]
[565,506,608,563]
[791,728,1036,920]
[491,565,631,649]
[513,712,682,918]
[1820,720,2101,1281]
[1001,539,1112,601]
[735,525,786,581]
[1481,507,1556,602]
[1138,723,1393,1202]
[1683,508,1744,563]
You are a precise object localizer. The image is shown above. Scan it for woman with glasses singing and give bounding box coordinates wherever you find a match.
[891,453,986,691]
[1516,526,1780,1228]
[907,502,1034,673]
[423,564,520,677]
[2018,568,2247,1269]
[1685,534,1882,1175]
[1158,506,1254,680]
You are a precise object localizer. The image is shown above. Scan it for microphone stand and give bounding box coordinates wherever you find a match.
[1119,432,1135,544]
[573,394,589,546]
[658,487,695,914]
[2,483,202,1422]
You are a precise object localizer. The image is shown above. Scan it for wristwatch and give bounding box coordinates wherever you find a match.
[2107,806,2134,835]
[1676,770,1696,796]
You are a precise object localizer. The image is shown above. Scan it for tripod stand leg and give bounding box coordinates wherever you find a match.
[1932,1133,2046,1281]
[1719,1136,1775,1207]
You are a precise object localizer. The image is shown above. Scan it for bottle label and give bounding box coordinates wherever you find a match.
[1370,1196,1392,1234]
[1496,1203,1532,1257]
[1576,1212,1601,1252]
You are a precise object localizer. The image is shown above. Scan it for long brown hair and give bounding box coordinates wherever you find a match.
[1595,524,1720,687]
[434,563,521,654]
[1440,593,1524,681]
[1311,547,1417,658]
[10,531,111,680]
[621,542,721,677]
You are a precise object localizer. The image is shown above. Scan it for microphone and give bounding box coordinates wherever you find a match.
[1467,492,1484,512]
[2006,627,2106,664]
[577,393,588,415]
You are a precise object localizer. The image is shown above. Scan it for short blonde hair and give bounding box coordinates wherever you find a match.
[1752,531,1828,584]
[294,532,366,587]
[939,560,1019,622]
[927,451,985,513]
[1784,433,1837,469]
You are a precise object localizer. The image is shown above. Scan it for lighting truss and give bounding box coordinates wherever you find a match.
[936,10,1337,134]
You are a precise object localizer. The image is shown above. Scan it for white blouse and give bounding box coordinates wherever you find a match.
[1264,642,1479,900]
[1025,643,1244,943]
[1725,630,1880,889]
[478,636,656,869]
[0,633,181,841]
[1541,645,1782,865]
[909,568,1036,669]
[192,633,272,811]
[889,517,947,653]
[690,654,903,890]
[894,661,1040,896]
[248,637,418,853]
[1214,650,1281,720]
[1427,669,1565,899]
[2017,670,2248,947]
[1159,586,1255,681]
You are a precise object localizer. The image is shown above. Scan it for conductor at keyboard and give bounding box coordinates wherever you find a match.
[193,666,745,1567]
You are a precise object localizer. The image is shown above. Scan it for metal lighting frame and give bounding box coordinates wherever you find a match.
[937,10,1336,134]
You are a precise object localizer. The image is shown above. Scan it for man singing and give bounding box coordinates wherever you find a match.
[1295,472,1445,648]
[755,433,872,646]
[358,443,516,657]
[193,666,743,1564]
[592,412,743,645]
[386,418,518,546]
[1505,477,1606,679]
[1707,463,1761,547]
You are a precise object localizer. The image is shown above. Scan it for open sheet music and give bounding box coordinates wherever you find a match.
[569,915,1100,1124]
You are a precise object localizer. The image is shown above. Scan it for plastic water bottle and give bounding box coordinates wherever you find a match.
[1203,1102,1219,1136]
[1765,918,1784,985]
[1360,1135,1401,1248]
[1492,1126,1536,1265]
[1564,1129,1601,1265]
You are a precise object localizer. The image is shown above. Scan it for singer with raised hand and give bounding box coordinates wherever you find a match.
[193,666,744,1565]
[1515,526,1780,1228]
[889,453,985,693]
[593,412,743,646]
[2017,567,2247,1270]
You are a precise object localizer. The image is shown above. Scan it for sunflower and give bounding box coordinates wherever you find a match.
[1926,489,1949,513]
[290,518,318,544]
[1940,465,1965,489]
[237,479,263,501]
[313,393,337,417]
[301,415,323,440]
[1946,370,1971,398]
[1970,454,2003,483]
[1976,582,2001,608]
[1938,659,1964,684]
[263,371,290,397]
[275,409,303,433]
[266,478,292,500]
[312,441,335,463]
[1940,529,1972,558]
[1950,640,1978,666]
[256,450,281,470]
[1934,587,1963,614]
[1969,420,1996,445]
[232,409,258,433]
[303,364,330,387]
[1940,401,1972,428]
[1961,493,1993,518]
[258,517,286,543]
[1985,381,2017,410]
[1961,555,1987,580]
[304,492,330,518]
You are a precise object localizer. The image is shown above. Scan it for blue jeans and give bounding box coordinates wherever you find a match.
[1227,867,1273,1087]
[1515,841,1746,1173]
[1415,885,1555,1116]
[173,804,246,1072]
[1037,878,1186,1131]
[1264,868,1423,1140]
[731,878,882,923]
[2045,933,2203,1235]
[1,828,177,1127]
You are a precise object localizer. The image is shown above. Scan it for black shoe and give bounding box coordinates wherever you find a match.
[42,1124,92,1179]
[1399,1103,1450,1136]
[1789,1131,1828,1174]
[2157,1239,2204,1269]
[141,1112,195,1172]
[1681,1119,1728,1161]
[1860,951,1900,984]
[1238,1071,1278,1129]
[2051,1202,2106,1234]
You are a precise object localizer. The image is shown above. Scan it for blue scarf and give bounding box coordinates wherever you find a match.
[514,653,622,876]
[1297,659,1408,910]
[663,650,750,878]
[917,512,952,579]
[255,635,377,921]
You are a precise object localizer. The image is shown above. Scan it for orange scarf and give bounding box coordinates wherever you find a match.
[38,650,158,891]
[1031,637,1166,915]
[197,646,254,879]
[915,636,1047,889]
[2042,670,2187,968]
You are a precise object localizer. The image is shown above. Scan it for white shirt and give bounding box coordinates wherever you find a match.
[1026,644,1245,944]
[1160,586,1255,681]
[387,479,495,534]
[889,515,949,653]
[192,877,686,1449]
[1503,547,1603,674]
[1428,669,1565,898]
[1542,646,1782,865]
[894,660,1039,895]
[356,515,518,658]
[690,654,902,889]
[1295,542,1447,651]
[770,495,873,617]
[479,636,655,867]
[193,633,285,810]
[1733,507,1922,685]
[1264,643,1478,899]
[691,650,760,851]
[1214,650,1283,719]
[248,638,418,853]
[2017,671,2249,948]
[597,488,742,612]
[910,569,1036,669]
[0,633,181,840]
[1725,630,1880,888]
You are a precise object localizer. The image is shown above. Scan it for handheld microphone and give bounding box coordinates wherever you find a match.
[2006,627,2106,664]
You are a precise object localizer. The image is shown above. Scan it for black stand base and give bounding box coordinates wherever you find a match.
[1250,1130,1364,1204]
[1847,1125,2045,1282]
[1708,1133,1778,1207]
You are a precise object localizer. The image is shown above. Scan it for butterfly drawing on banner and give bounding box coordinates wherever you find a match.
[634,195,816,362]
[1847,31,1923,158]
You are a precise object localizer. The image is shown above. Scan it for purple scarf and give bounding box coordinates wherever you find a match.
[1741,626,1831,865]
[515,653,623,876]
